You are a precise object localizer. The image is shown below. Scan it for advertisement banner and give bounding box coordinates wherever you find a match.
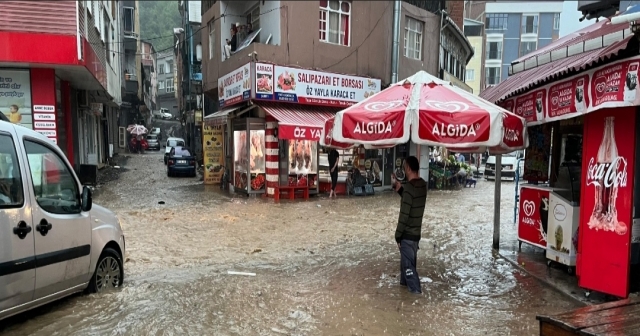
[30,69,58,144]
[503,55,640,126]
[253,63,382,107]
[202,124,225,184]
[278,125,322,141]
[218,63,251,108]
[518,186,550,249]
[0,69,33,129]
[578,108,636,298]
[514,88,546,123]
[417,110,491,144]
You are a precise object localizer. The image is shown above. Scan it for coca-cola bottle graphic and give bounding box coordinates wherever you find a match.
[588,116,628,235]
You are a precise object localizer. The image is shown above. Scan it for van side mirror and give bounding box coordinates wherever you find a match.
[81,186,93,212]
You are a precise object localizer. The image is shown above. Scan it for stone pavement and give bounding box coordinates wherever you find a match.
[498,239,611,306]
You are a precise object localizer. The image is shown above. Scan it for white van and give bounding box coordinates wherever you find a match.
[484,150,524,181]
[0,120,125,321]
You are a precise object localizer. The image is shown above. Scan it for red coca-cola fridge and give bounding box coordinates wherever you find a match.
[577,107,637,298]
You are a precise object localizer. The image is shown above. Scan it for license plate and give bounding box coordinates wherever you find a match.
[178,160,187,164]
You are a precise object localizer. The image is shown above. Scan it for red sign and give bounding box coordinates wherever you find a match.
[578,107,636,298]
[418,111,490,144]
[548,74,590,120]
[30,68,58,144]
[501,113,526,148]
[499,99,514,113]
[518,186,550,249]
[514,88,546,123]
[590,61,638,108]
[278,125,322,140]
[340,111,405,142]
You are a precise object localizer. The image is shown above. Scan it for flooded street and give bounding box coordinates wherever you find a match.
[1,148,580,335]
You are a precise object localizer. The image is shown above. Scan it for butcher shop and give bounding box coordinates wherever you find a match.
[480,14,640,299]
[205,62,382,198]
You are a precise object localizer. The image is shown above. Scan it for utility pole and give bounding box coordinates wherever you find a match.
[493,154,502,250]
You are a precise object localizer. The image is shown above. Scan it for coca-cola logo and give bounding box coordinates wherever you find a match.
[423,100,469,113]
[554,204,567,221]
[364,100,404,112]
[353,120,396,134]
[586,156,628,188]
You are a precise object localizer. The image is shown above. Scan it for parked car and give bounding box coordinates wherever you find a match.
[149,127,161,141]
[166,146,196,177]
[485,151,524,181]
[0,119,125,321]
[164,137,185,164]
[146,134,160,150]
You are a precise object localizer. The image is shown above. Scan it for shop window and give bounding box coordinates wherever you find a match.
[0,134,24,208]
[553,13,560,30]
[233,130,266,192]
[319,148,355,175]
[485,66,501,86]
[24,140,81,215]
[485,41,502,60]
[319,0,351,46]
[521,15,539,34]
[485,13,508,30]
[286,140,318,188]
[404,16,423,60]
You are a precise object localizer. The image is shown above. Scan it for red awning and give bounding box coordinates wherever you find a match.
[480,35,633,104]
[259,102,339,141]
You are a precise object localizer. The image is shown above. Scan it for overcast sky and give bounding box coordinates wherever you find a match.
[559,1,594,37]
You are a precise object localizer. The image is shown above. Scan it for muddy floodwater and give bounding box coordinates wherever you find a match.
[1,152,580,335]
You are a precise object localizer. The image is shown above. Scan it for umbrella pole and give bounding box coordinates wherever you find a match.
[493,154,502,250]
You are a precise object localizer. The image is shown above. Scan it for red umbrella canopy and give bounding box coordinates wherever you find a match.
[331,71,528,153]
[320,117,395,150]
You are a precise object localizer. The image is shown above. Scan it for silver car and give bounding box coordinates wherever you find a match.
[0,120,125,321]
[146,134,160,150]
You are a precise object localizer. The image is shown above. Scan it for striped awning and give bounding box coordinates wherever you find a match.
[258,102,339,141]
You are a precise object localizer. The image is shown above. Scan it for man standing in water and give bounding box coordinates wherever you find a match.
[392,156,427,294]
[328,148,340,198]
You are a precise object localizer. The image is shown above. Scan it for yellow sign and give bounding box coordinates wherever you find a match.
[202,124,225,185]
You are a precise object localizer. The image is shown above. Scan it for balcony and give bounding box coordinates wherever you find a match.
[125,73,138,94]
[219,1,281,58]
[485,50,502,60]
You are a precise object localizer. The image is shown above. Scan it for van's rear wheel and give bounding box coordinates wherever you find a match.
[88,247,123,293]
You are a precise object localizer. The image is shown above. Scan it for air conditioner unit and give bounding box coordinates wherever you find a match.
[78,90,90,108]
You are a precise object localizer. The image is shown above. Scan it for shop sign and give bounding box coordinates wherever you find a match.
[518,186,550,249]
[279,125,322,141]
[0,69,34,130]
[202,124,225,184]
[504,55,640,126]
[578,108,636,298]
[253,63,382,107]
[218,63,251,108]
[30,69,58,144]
[513,88,546,123]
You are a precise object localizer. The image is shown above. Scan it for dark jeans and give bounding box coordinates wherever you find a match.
[330,169,338,190]
[399,239,421,293]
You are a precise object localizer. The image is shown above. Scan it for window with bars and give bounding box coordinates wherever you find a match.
[485,67,501,86]
[519,41,537,57]
[485,13,507,30]
[521,15,538,34]
[319,0,351,46]
[404,16,423,60]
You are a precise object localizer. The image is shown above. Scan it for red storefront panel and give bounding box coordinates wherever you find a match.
[578,107,636,298]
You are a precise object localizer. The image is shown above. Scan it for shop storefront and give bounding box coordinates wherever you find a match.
[481,20,640,298]
[210,62,382,197]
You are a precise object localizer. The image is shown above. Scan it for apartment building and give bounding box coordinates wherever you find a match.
[463,18,484,95]
[464,0,563,91]
[156,52,178,117]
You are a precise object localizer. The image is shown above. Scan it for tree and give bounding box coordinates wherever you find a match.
[139,1,182,52]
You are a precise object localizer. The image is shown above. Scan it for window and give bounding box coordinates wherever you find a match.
[158,80,165,90]
[319,0,351,46]
[123,7,134,33]
[404,17,423,60]
[24,140,81,215]
[247,5,260,34]
[159,63,165,74]
[466,69,475,81]
[166,79,174,93]
[208,19,215,59]
[485,13,508,30]
[0,134,24,208]
[485,66,501,86]
[168,139,185,147]
[104,11,110,64]
[521,15,539,34]
[520,41,537,57]
[553,13,560,30]
[167,61,173,74]
[485,41,502,60]
[171,147,192,157]
[319,147,356,175]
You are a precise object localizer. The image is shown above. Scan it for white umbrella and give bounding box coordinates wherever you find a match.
[127,124,148,136]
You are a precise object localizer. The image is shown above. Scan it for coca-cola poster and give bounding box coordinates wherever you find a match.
[578,107,636,298]
[514,88,546,124]
[518,186,550,249]
[547,74,590,121]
